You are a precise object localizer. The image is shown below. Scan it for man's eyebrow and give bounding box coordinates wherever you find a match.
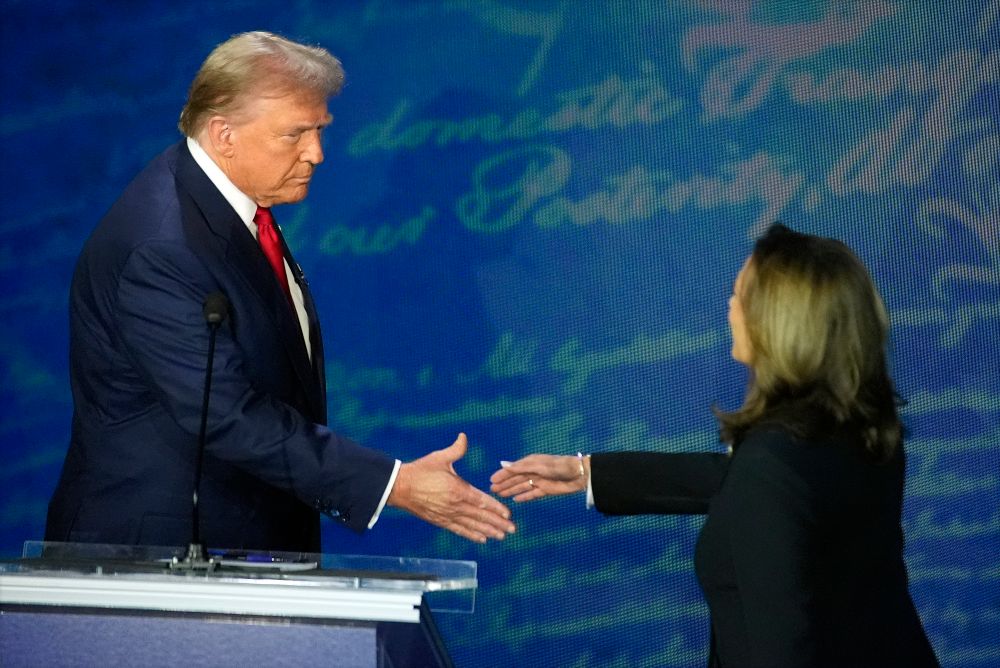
[286,116,333,133]
[311,113,334,128]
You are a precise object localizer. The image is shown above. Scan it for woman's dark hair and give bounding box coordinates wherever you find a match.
[715,224,901,461]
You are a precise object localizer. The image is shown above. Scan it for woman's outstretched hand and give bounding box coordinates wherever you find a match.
[490,454,589,502]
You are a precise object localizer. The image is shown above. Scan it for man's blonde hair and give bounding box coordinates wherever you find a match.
[178,31,344,136]
[716,224,901,461]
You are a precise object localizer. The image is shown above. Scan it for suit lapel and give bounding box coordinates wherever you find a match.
[174,142,325,421]
[275,230,328,424]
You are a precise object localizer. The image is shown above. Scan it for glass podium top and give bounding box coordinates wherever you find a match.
[1,541,478,618]
[4,541,477,592]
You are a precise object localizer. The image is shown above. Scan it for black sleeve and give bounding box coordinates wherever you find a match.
[591,451,730,515]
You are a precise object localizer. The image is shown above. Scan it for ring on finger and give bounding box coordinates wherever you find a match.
[528,479,535,488]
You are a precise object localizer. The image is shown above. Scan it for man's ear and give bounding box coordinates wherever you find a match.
[205,116,235,158]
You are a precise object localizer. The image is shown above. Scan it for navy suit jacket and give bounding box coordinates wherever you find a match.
[592,423,938,668]
[46,141,395,552]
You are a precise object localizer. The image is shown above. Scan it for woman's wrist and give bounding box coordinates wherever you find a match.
[576,452,591,492]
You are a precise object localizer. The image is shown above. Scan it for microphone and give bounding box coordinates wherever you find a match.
[172,291,229,571]
[203,291,229,325]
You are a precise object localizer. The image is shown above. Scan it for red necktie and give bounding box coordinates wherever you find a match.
[254,206,293,303]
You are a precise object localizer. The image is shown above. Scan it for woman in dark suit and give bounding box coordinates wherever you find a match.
[491,225,939,667]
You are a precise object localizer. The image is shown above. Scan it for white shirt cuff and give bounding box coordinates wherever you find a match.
[367,459,401,529]
[586,464,595,509]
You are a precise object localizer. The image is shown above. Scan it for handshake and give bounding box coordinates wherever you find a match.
[387,433,587,544]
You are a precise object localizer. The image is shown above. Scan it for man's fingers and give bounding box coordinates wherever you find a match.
[449,524,488,544]
[451,494,516,534]
[475,491,512,519]
[425,504,502,544]
[459,482,514,522]
[452,514,508,541]
[441,512,504,543]
[467,501,516,534]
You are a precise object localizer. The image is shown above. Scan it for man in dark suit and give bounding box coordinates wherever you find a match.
[45,31,515,552]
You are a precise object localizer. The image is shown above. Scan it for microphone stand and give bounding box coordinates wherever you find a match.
[171,293,229,572]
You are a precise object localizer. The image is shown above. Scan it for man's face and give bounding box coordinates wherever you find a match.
[224,92,332,207]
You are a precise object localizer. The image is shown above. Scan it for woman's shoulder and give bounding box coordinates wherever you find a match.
[732,426,812,481]
[720,426,820,507]
[736,420,895,494]
[739,422,816,456]
[743,395,873,455]
[740,420,863,460]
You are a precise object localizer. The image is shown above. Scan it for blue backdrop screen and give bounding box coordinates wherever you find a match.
[1,2,998,666]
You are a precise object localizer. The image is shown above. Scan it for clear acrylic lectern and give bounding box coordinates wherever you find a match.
[0,541,477,667]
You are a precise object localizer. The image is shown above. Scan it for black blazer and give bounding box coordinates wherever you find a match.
[592,424,938,668]
[46,141,395,552]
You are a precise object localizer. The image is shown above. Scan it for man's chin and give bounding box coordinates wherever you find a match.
[272,184,311,206]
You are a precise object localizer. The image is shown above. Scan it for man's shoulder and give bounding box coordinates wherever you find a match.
[128,140,187,189]
[111,141,183,201]
[85,142,192,252]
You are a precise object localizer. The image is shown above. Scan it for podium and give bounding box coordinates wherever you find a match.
[0,542,476,667]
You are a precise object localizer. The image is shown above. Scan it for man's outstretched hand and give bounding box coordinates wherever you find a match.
[387,433,516,543]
